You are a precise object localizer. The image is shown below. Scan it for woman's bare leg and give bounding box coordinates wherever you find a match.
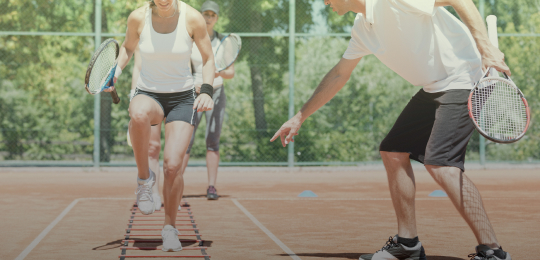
[162,121,194,227]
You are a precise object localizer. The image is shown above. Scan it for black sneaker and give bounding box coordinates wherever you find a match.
[207,186,218,200]
[360,235,426,260]
[468,245,511,260]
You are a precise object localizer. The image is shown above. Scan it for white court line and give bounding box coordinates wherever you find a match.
[15,196,533,259]
[232,199,301,260]
[15,199,81,260]
[14,198,134,260]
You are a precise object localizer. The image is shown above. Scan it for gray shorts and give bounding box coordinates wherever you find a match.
[186,86,226,153]
[379,89,475,172]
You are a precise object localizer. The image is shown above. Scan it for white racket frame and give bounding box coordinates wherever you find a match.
[467,15,531,143]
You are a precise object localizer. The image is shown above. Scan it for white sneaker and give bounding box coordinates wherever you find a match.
[135,169,155,215]
[161,225,182,252]
[153,192,162,211]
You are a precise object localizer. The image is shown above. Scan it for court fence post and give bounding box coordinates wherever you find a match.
[287,0,296,168]
[93,0,102,168]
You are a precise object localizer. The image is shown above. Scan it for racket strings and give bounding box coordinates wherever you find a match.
[215,35,241,71]
[471,79,527,141]
[88,43,117,93]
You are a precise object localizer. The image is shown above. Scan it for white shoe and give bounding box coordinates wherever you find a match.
[178,205,182,211]
[135,169,155,215]
[161,225,182,252]
[153,193,162,211]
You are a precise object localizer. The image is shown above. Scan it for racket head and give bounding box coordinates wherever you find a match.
[214,33,242,72]
[85,38,119,95]
[468,73,531,143]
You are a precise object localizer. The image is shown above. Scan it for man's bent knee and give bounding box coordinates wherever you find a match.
[380,151,410,161]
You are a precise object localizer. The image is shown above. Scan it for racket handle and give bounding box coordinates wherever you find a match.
[486,15,498,48]
[108,76,121,104]
[110,89,121,104]
[486,15,498,77]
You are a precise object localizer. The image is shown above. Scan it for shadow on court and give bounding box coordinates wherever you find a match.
[92,239,213,250]
[182,194,230,198]
[277,253,465,260]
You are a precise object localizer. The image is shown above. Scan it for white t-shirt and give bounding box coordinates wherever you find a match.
[343,0,483,93]
[191,32,224,89]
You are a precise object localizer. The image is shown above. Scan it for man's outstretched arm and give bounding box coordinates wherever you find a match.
[435,0,510,74]
[270,57,362,147]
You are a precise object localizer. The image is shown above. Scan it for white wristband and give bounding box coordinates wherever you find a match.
[114,66,122,78]
[129,89,136,101]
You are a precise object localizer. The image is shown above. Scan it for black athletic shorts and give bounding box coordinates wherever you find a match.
[379,89,475,172]
[134,88,197,125]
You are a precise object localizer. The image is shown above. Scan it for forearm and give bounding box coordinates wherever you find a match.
[218,66,235,79]
[297,66,350,121]
[443,0,491,53]
[202,57,216,85]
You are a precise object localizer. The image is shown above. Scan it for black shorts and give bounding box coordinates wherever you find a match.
[134,88,197,125]
[379,89,475,172]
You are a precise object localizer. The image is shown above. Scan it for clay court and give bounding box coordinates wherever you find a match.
[2,166,539,260]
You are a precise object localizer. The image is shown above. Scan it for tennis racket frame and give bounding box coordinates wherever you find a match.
[467,70,531,143]
[84,38,121,104]
[214,33,242,72]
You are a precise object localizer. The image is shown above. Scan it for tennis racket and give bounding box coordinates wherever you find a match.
[214,33,241,72]
[467,15,530,143]
[84,38,121,104]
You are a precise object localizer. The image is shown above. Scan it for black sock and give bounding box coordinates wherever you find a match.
[397,236,419,247]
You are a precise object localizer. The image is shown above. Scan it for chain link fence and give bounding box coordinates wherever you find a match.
[1,0,539,166]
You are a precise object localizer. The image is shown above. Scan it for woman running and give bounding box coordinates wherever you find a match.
[107,0,215,251]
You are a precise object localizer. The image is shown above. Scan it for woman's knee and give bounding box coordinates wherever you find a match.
[163,159,183,177]
[130,109,150,124]
[148,139,161,159]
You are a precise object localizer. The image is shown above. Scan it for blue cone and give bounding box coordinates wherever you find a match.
[298,190,318,197]
[429,190,448,197]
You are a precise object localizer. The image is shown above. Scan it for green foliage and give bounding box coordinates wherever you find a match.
[0,0,539,163]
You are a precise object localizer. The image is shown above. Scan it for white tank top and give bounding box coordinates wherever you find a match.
[191,32,223,89]
[137,1,194,93]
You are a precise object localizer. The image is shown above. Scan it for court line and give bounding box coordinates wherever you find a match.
[232,199,301,260]
[14,198,137,260]
[15,198,81,260]
[15,196,534,259]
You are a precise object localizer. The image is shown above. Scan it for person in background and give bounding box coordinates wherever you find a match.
[180,0,235,200]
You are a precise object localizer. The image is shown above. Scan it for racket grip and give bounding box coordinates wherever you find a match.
[110,89,121,104]
[108,77,121,104]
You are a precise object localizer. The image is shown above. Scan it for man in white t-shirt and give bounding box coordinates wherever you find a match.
[271,0,511,259]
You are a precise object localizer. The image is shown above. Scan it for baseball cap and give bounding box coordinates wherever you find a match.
[201,1,219,15]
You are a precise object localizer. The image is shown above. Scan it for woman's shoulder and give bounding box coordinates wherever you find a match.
[127,5,148,25]
[184,2,203,22]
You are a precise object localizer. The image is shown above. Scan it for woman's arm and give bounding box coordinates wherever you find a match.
[216,63,234,79]
[112,8,144,86]
[188,7,215,89]
[186,5,214,111]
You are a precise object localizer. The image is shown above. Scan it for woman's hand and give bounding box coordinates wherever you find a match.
[193,93,214,112]
[103,77,118,92]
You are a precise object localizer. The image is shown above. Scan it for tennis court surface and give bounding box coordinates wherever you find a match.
[2,166,539,260]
